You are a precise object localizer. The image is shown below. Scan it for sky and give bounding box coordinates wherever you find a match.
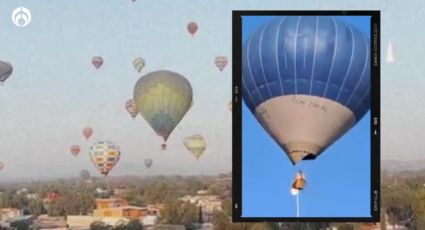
[241,15,371,217]
[0,0,421,180]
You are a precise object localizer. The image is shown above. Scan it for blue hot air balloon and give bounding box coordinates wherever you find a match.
[243,16,370,164]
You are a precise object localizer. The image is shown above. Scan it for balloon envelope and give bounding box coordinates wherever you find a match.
[184,134,206,160]
[83,127,93,140]
[133,57,146,73]
[187,22,198,36]
[133,70,193,142]
[92,56,103,69]
[243,16,370,164]
[0,61,13,83]
[70,145,80,157]
[144,158,153,168]
[125,99,138,118]
[88,141,121,176]
[215,56,228,71]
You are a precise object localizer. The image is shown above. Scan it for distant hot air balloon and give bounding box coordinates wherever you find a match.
[187,22,198,36]
[88,141,121,176]
[386,41,394,63]
[184,134,206,161]
[70,145,81,157]
[0,162,4,171]
[133,57,146,73]
[125,99,138,119]
[133,70,193,149]
[144,158,153,168]
[0,61,13,84]
[83,127,93,140]
[215,56,228,72]
[92,56,104,69]
[243,16,370,164]
[228,100,232,112]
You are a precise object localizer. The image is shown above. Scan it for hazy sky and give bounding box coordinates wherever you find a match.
[0,0,422,181]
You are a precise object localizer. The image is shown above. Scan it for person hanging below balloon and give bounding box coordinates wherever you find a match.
[290,170,306,217]
[83,127,93,140]
[243,16,370,165]
[125,99,138,119]
[184,134,206,161]
[0,61,13,85]
[133,70,193,150]
[215,56,228,72]
[187,22,198,37]
[88,141,121,176]
[92,56,104,69]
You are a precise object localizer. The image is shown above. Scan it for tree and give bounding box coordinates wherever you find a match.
[161,199,197,226]
[28,200,45,216]
[90,221,111,230]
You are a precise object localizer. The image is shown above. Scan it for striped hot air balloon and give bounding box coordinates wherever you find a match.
[70,145,80,157]
[133,57,146,73]
[125,99,138,119]
[215,56,228,72]
[134,70,193,148]
[243,16,370,164]
[92,56,103,69]
[88,141,121,176]
[184,134,206,161]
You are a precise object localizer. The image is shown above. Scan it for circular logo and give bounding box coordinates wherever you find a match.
[11,7,31,27]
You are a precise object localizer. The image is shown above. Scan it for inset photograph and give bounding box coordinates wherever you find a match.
[233,11,380,222]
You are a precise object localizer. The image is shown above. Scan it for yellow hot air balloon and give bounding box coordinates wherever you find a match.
[184,134,206,161]
[134,70,193,149]
[133,57,146,73]
[88,141,121,176]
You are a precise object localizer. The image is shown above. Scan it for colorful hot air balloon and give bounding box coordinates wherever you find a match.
[243,16,370,165]
[144,158,153,168]
[187,22,198,36]
[0,61,13,84]
[83,127,93,140]
[125,99,138,119]
[228,100,232,112]
[386,41,394,63]
[88,141,121,176]
[184,134,206,161]
[133,70,193,148]
[92,56,104,69]
[133,57,146,73]
[70,145,81,157]
[215,56,228,72]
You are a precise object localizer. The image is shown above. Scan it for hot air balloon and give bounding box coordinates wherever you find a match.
[228,100,232,112]
[215,56,228,72]
[133,70,193,149]
[83,127,93,140]
[386,41,394,63]
[0,61,13,84]
[70,145,81,157]
[184,134,206,161]
[88,141,121,176]
[243,16,370,165]
[187,22,198,36]
[125,99,138,119]
[92,56,104,69]
[133,57,146,73]
[144,158,153,168]
[0,162,4,171]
